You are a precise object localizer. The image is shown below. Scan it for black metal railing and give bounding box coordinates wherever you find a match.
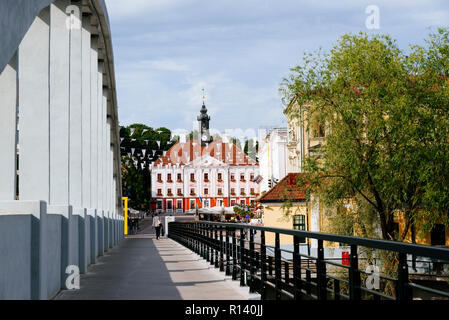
[168,221,449,300]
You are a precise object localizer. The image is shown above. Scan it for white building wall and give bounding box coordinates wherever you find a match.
[258,128,288,193]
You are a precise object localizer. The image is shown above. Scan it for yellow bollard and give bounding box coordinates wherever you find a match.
[123,197,128,235]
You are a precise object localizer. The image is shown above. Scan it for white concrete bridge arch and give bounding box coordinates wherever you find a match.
[0,0,124,300]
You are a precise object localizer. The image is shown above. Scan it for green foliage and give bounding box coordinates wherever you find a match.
[281,30,449,241]
[120,124,172,210]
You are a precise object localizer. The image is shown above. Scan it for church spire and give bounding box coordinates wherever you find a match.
[197,89,210,146]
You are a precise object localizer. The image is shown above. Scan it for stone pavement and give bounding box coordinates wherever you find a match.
[55,217,259,300]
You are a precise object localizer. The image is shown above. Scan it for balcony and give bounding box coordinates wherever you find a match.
[167,179,173,183]
[167,192,174,197]
[157,192,163,197]
[177,179,183,183]
[240,192,246,196]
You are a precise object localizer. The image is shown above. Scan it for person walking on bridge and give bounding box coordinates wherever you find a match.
[152,213,162,240]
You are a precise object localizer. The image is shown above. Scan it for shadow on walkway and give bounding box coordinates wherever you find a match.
[55,217,252,300]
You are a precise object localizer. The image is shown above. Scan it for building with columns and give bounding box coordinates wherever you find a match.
[151,103,260,213]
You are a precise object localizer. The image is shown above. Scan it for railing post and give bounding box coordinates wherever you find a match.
[220,226,224,272]
[316,239,327,300]
[196,223,200,255]
[214,226,219,269]
[397,252,411,301]
[349,244,361,300]
[306,268,311,295]
[261,230,267,300]
[269,256,273,276]
[199,223,204,258]
[210,225,215,266]
[206,224,211,263]
[225,226,231,276]
[240,227,246,287]
[232,228,237,280]
[284,261,289,285]
[275,233,282,300]
[334,279,340,300]
[249,229,255,293]
[293,235,302,300]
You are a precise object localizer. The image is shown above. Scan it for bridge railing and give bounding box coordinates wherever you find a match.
[168,221,449,300]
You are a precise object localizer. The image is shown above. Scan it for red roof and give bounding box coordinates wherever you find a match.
[259,173,307,203]
[153,140,258,167]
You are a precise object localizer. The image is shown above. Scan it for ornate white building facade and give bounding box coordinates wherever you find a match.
[151,103,260,213]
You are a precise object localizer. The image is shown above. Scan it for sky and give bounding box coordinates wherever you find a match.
[105,0,449,136]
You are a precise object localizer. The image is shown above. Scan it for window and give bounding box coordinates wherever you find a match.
[240,188,245,195]
[177,173,182,182]
[313,123,325,138]
[167,188,173,196]
[231,200,236,206]
[231,188,235,195]
[190,188,195,195]
[157,189,162,196]
[240,174,245,181]
[167,200,172,210]
[204,200,210,208]
[157,201,163,210]
[177,188,182,196]
[167,173,172,182]
[190,173,195,182]
[250,188,255,195]
[190,200,196,209]
[204,188,209,195]
[231,174,235,181]
[218,173,222,181]
[204,173,209,181]
[240,200,245,206]
[250,173,254,181]
[157,174,162,182]
[293,215,306,243]
[218,188,222,195]
[177,200,183,209]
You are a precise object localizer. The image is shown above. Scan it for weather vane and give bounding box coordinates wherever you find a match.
[202,88,206,104]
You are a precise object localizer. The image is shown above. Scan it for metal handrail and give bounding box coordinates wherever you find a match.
[168,221,449,301]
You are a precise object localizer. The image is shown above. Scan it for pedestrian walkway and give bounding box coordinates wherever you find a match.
[55,217,258,300]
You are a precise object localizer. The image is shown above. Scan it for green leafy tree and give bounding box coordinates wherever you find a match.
[120,124,172,210]
[281,30,449,242]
